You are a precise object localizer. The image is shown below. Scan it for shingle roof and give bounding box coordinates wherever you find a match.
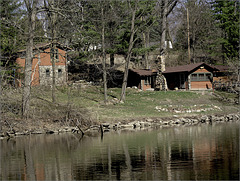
[130,69,157,76]
[213,65,229,72]
[163,62,217,74]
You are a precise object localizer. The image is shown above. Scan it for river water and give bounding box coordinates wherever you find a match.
[1,122,239,180]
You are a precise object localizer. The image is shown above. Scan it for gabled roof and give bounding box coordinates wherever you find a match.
[129,69,157,76]
[17,42,71,53]
[163,62,218,74]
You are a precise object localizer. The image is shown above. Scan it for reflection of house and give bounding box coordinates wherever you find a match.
[15,43,71,86]
[127,69,157,91]
[163,63,219,90]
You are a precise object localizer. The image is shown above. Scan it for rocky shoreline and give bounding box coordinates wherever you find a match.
[1,112,240,139]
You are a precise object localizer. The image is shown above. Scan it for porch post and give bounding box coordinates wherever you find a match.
[188,75,191,90]
[141,79,143,91]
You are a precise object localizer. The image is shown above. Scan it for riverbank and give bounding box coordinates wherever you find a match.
[1,112,240,139]
[1,85,239,139]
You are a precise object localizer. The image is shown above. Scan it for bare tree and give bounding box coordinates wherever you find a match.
[101,1,108,104]
[120,0,138,103]
[22,0,37,117]
[46,0,59,103]
[155,0,168,91]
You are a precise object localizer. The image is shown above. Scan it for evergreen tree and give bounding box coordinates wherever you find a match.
[0,0,24,86]
[212,0,239,62]
[0,0,24,58]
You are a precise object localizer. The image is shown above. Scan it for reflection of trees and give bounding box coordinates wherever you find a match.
[123,143,133,180]
[108,146,112,180]
[1,123,239,180]
[24,137,36,180]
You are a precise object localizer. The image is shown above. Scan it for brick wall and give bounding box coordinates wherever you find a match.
[141,79,152,91]
[15,47,67,86]
[191,81,212,90]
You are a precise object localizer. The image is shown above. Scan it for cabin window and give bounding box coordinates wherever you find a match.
[58,69,62,77]
[144,77,151,85]
[191,74,198,81]
[191,73,213,82]
[199,73,205,80]
[46,69,50,77]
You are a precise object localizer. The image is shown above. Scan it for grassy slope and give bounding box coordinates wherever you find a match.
[1,86,239,123]
[54,86,239,122]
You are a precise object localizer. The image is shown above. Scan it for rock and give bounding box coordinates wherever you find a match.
[90,125,100,130]
[180,118,186,124]
[6,132,15,138]
[46,130,55,134]
[64,127,74,132]
[146,118,154,122]
[121,124,134,129]
[200,116,208,123]
[32,131,45,134]
[162,121,169,125]
[133,122,141,128]
[102,123,110,128]
[173,119,180,124]
[218,116,224,121]
[144,122,151,127]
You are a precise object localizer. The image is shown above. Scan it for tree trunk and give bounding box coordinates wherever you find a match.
[101,4,108,104]
[141,16,149,69]
[51,43,56,103]
[238,60,240,105]
[22,0,36,117]
[142,31,149,69]
[187,7,191,63]
[110,53,114,67]
[156,0,168,91]
[49,0,58,103]
[120,1,137,103]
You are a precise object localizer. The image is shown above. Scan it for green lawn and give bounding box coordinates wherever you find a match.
[52,86,238,121]
[2,86,239,122]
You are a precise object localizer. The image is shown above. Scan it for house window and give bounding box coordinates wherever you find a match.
[191,73,213,81]
[50,48,59,61]
[144,77,151,85]
[199,73,205,80]
[58,69,62,78]
[191,74,198,81]
[46,69,50,77]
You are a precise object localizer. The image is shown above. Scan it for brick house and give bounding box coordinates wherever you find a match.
[127,69,157,91]
[163,62,219,90]
[15,43,71,86]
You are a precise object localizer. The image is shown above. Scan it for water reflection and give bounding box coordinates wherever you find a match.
[1,122,239,180]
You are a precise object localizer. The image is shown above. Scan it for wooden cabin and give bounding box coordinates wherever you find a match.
[127,69,157,91]
[163,63,218,90]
